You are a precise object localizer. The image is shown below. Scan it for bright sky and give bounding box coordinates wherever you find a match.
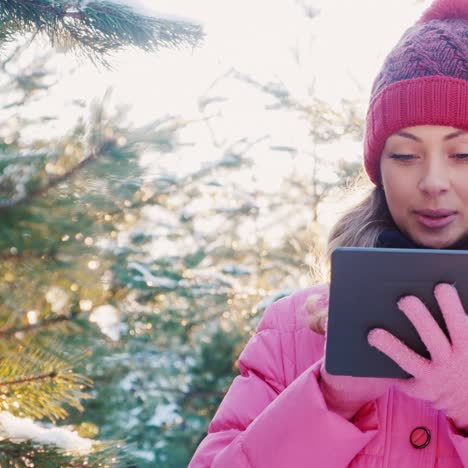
[124,1,429,102]
[64,0,429,112]
[34,0,431,216]
[46,0,431,119]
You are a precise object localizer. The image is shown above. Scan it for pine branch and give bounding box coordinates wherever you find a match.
[0,343,93,422]
[0,0,204,63]
[0,149,98,213]
[0,101,191,214]
[0,314,74,337]
[0,250,56,261]
[0,439,123,467]
[0,370,58,387]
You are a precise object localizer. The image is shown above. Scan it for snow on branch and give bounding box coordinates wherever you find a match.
[0,412,93,454]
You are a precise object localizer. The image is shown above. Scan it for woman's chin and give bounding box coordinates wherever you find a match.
[407,230,453,249]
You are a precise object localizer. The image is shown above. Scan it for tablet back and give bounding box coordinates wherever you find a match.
[325,247,468,378]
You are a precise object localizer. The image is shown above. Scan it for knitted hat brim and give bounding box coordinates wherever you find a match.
[364,75,468,185]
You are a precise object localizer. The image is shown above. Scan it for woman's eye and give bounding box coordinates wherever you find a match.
[453,154,468,161]
[389,154,415,161]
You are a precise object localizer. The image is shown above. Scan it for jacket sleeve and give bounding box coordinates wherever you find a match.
[188,294,380,468]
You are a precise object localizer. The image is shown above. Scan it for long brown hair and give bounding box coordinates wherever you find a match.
[307,170,395,333]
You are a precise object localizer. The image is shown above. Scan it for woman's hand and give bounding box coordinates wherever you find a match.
[307,284,395,420]
[368,283,468,431]
[306,283,330,335]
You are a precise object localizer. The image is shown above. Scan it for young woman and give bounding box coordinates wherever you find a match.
[189,0,468,466]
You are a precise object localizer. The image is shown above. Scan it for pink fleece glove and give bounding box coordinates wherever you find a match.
[308,284,396,420]
[368,283,468,431]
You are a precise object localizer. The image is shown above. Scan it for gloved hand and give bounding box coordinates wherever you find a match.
[368,283,468,431]
[307,284,396,420]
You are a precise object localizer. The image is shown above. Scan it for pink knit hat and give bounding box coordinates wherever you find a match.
[364,0,468,185]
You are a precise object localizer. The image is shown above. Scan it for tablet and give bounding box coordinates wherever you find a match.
[324,247,468,378]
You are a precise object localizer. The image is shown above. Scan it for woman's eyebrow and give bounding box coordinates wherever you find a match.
[395,130,467,142]
[443,130,467,140]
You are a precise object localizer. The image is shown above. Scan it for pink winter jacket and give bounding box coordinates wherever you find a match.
[189,285,468,467]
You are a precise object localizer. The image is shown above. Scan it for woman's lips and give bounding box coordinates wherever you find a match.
[415,213,457,229]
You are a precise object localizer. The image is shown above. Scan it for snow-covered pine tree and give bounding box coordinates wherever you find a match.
[0,2,365,464]
[0,1,203,465]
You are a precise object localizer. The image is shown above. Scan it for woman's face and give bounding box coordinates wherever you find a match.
[380,125,468,249]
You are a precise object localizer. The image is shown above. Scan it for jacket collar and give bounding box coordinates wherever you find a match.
[376,227,468,250]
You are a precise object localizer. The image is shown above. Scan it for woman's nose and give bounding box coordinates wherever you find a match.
[417,159,450,196]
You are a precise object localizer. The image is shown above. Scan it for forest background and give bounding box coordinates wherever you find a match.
[0,0,430,466]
